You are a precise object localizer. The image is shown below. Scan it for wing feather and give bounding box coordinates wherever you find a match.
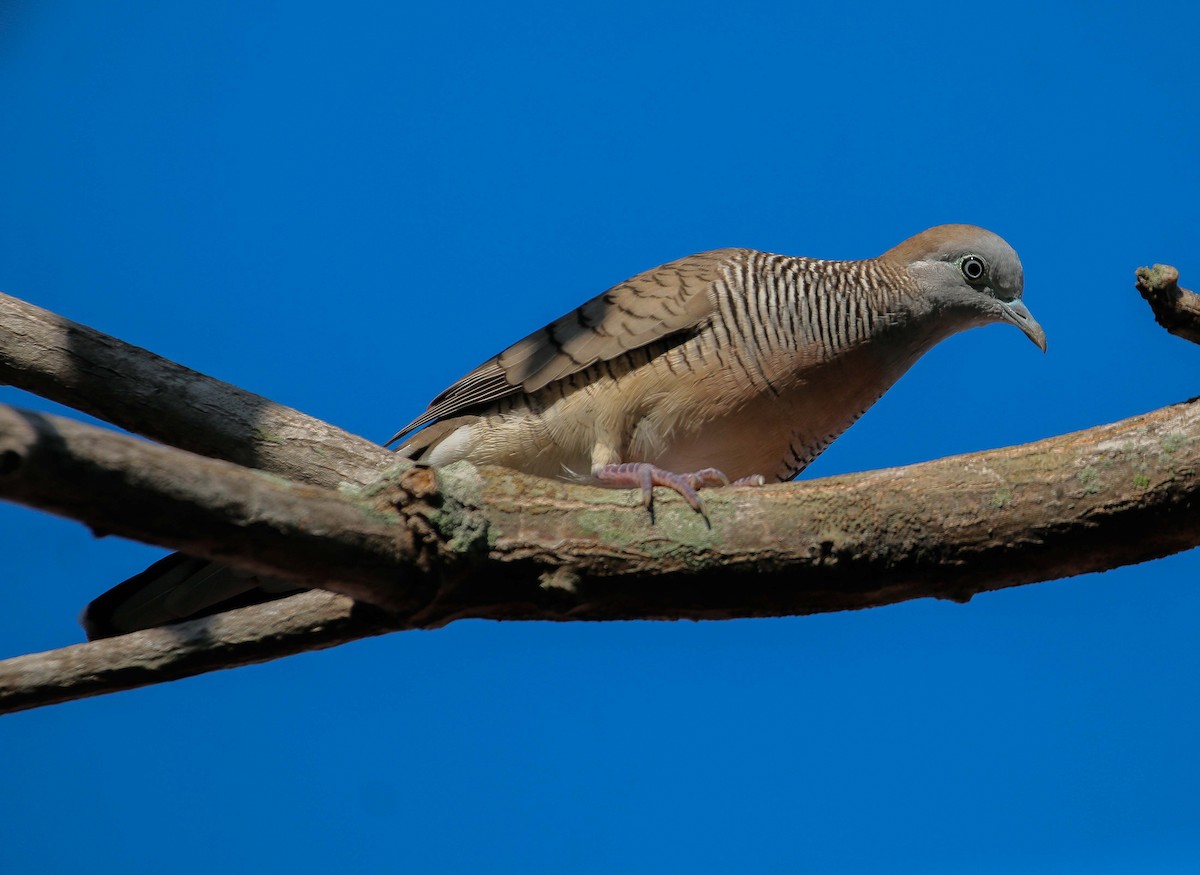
[387,249,742,445]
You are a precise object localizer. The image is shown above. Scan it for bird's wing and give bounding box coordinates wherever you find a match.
[388,249,741,444]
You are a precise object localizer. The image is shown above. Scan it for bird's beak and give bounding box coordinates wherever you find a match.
[1000,298,1047,352]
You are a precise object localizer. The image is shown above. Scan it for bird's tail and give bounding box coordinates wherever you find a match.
[80,554,302,640]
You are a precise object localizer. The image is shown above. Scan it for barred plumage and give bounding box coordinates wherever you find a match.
[390,224,1045,494]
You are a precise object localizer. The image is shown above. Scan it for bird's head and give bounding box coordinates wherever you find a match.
[883,224,1047,352]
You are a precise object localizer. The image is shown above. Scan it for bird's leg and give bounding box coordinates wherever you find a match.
[595,463,733,514]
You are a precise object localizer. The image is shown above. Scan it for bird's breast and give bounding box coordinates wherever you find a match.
[633,334,933,481]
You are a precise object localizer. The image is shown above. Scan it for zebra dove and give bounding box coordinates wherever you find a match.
[81,224,1044,638]
[390,224,1045,511]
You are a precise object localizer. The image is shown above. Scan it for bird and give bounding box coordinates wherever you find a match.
[80,224,1045,639]
[389,223,1045,511]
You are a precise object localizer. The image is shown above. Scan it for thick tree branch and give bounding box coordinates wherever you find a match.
[0,406,431,614]
[1,268,1198,713]
[5,392,1200,628]
[0,290,391,487]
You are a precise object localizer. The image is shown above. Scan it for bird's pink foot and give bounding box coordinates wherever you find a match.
[596,463,756,515]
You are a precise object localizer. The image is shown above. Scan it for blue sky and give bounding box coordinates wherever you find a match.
[2,2,1199,872]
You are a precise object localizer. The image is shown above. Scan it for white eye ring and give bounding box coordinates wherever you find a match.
[961,255,986,283]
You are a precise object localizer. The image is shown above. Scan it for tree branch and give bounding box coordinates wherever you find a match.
[6,391,1200,626]
[0,591,402,713]
[0,405,432,614]
[1136,264,1200,346]
[1,268,1198,713]
[0,290,391,487]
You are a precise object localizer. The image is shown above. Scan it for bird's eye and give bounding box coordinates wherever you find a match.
[961,255,986,283]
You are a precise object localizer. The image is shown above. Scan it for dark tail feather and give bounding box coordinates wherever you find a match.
[80,554,301,640]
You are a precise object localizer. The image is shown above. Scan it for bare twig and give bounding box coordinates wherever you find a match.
[1136,264,1200,346]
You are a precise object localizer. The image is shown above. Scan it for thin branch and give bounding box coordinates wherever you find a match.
[1136,264,1200,346]
[0,290,391,487]
[0,591,402,714]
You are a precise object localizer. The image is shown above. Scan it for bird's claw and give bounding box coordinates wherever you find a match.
[596,463,763,516]
[687,467,730,489]
[595,463,707,513]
